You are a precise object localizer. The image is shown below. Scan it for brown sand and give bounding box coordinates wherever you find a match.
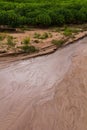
[0,37,87,130]
[0,28,63,53]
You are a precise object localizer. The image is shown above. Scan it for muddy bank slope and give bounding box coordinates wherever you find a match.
[0,37,87,130]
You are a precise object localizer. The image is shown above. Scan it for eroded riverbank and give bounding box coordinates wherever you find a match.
[0,37,87,130]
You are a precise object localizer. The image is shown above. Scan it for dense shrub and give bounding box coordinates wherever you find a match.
[6,10,19,27]
[36,13,51,26]
[49,11,65,26]
[0,0,87,27]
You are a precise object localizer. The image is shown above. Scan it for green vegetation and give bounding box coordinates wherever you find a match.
[21,45,37,53]
[34,32,49,39]
[39,32,49,39]
[6,36,16,47]
[0,34,6,41]
[21,37,30,45]
[63,28,73,36]
[34,33,41,39]
[52,39,65,47]
[0,0,87,27]
[21,36,38,53]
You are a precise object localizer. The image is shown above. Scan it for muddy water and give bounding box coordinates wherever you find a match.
[0,38,87,130]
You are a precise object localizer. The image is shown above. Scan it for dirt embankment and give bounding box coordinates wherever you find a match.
[0,37,87,130]
[0,31,87,67]
[0,27,87,63]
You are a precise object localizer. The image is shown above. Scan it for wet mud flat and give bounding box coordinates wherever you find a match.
[0,37,87,130]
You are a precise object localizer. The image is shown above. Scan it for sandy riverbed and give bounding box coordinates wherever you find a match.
[0,37,87,130]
